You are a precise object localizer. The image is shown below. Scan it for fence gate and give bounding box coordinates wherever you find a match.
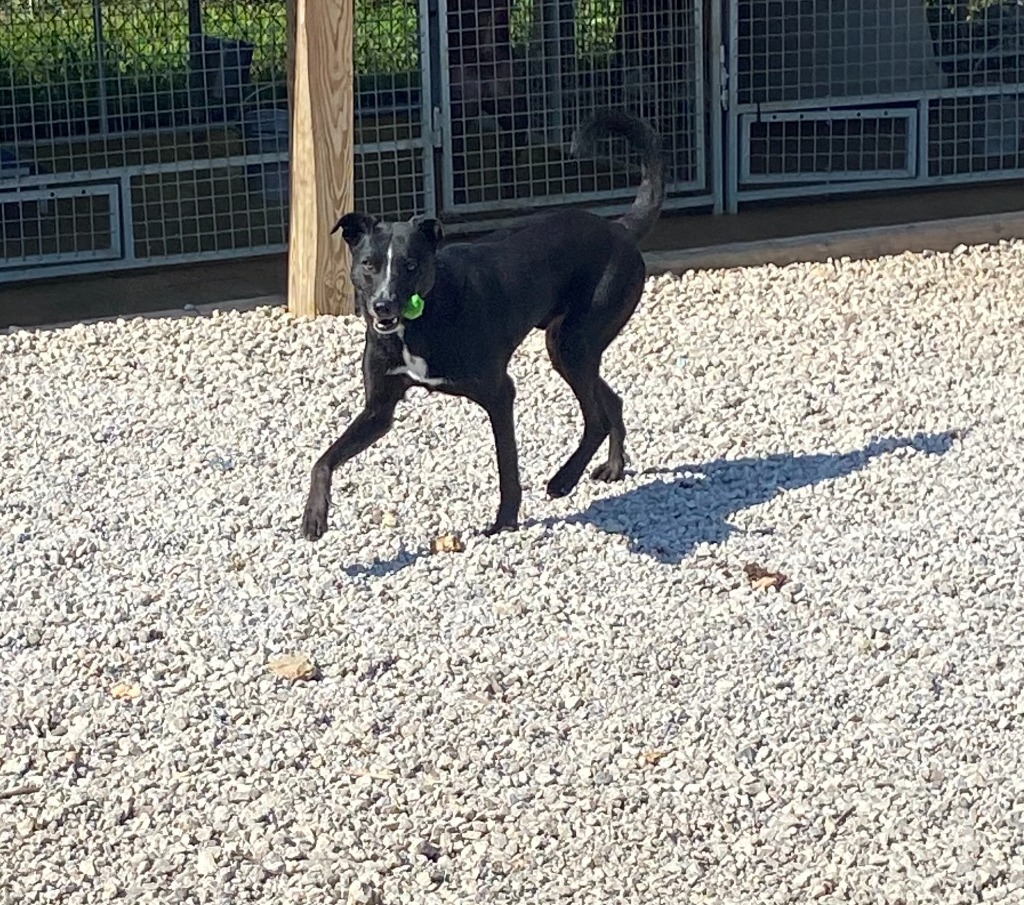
[723,0,1024,211]
[434,0,715,224]
[353,0,437,223]
[0,0,292,283]
[0,0,438,285]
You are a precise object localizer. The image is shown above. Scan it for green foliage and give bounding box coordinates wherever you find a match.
[508,0,620,61]
[575,0,621,60]
[0,0,425,78]
[0,0,622,138]
[0,0,422,134]
[924,0,1012,17]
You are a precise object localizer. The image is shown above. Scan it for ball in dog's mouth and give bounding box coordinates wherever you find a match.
[373,317,400,335]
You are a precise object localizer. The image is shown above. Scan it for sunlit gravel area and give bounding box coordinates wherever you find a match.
[2,240,1023,905]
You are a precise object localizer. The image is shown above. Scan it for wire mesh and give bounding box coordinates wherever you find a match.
[929,89,1024,176]
[354,0,432,220]
[0,0,291,276]
[0,0,433,280]
[731,0,1024,193]
[2,185,119,265]
[927,0,1024,184]
[441,0,707,212]
[14,0,1024,281]
[743,110,915,182]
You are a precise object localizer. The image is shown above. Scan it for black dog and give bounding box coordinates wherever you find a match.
[302,109,665,541]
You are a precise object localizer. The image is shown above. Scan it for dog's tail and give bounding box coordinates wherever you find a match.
[570,109,665,242]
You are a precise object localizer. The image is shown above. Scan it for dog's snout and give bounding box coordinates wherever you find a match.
[372,298,393,316]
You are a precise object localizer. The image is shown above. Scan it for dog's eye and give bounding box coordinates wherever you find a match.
[361,259,373,269]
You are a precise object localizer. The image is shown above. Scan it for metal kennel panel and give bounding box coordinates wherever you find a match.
[0,0,438,284]
[0,0,291,283]
[353,0,436,221]
[436,0,713,218]
[1,183,121,272]
[739,108,918,184]
[725,0,1024,211]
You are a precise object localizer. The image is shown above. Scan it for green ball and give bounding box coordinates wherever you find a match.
[403,293,425,319]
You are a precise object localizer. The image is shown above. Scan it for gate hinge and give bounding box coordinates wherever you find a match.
[430,106,444,148]
[719,46,729,111]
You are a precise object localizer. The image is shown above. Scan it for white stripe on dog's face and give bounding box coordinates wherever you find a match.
[368,239,396,308]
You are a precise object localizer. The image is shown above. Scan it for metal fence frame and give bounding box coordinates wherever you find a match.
[434,0,715,219]
[723,0,1024,212]
[0,150,293,282]
[1,0,720,285]
[0,0,439,285]
[0,0,295,283]
[350,0,436,222]
[9,1,1024,285]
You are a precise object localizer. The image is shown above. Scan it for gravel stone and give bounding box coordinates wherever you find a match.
[2,242,1024,904]
[346,879,381,905]
[195,848,218,876]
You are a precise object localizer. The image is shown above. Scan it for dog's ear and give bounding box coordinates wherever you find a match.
[411,215,444,250]
[331,212,377,247]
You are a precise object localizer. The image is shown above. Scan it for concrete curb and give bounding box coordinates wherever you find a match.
[642,209,1024,274]
[1,295,286,335]
[6,209,1024,333]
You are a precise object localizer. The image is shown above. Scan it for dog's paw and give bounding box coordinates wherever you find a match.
[546,473,578,498]
[484,520,518,537]
[591,460,625,483]
[301,497,329,542]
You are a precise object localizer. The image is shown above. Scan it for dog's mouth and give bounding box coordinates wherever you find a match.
[373,316,401,335]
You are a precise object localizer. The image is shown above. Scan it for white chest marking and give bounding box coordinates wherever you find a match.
[400,346,446,387]
[387,328,446,387]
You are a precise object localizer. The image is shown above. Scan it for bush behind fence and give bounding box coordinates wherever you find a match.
[1,0,626,144]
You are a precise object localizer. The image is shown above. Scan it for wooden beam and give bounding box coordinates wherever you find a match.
[287,0,355,317]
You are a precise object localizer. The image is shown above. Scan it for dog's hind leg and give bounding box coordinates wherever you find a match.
[301,377,405,542]
[589,378,626,483]
[587,263,646,484]
[545,262,645,496]
[544,323,612,498]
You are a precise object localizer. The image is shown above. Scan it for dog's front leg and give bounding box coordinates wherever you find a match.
[301,382,403,542]
[477,374,521,535]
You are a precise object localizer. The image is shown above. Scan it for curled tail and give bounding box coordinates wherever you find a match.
[571,109,665,242]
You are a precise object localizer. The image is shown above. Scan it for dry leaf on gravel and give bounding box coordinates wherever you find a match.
[640,749,672,766]
[430,534,465,554]
[743,563,788,590]
[110,681,141,701]
[267,653,319,681]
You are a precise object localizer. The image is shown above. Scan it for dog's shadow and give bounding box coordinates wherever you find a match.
[343,430,961,577]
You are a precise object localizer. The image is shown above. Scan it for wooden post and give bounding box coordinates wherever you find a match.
[287,0,355,317]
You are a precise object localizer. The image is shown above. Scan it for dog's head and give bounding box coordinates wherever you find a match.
[332,212,444,335]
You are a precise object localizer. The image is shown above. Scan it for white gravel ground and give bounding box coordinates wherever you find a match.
[2,240,1024,905]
